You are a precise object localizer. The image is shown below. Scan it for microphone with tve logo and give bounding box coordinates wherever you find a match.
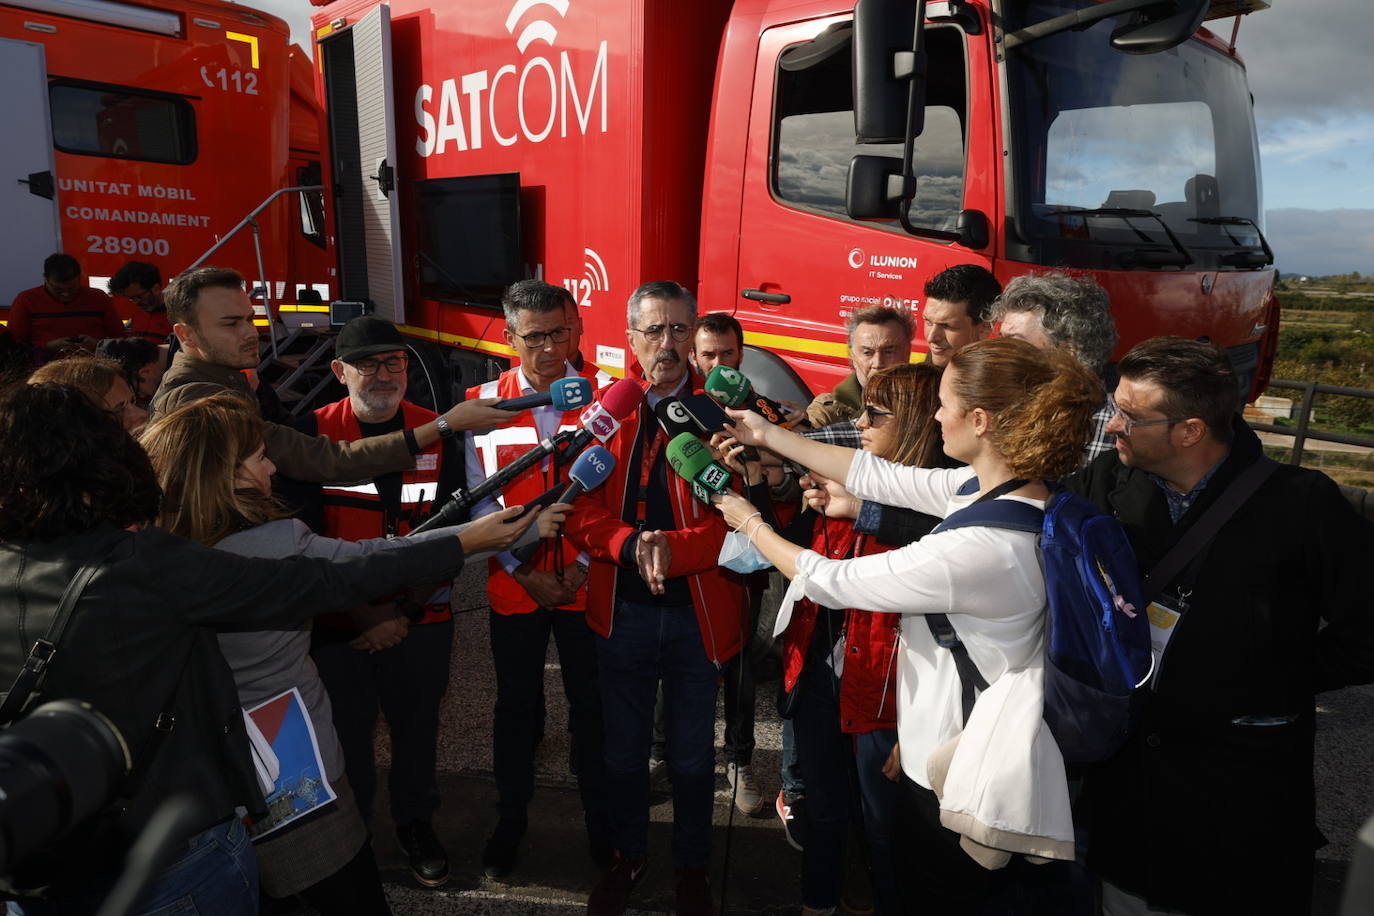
[704,366,789,426]
[666,432,733,505]
[493,376,592,413]
[510,445,616,564]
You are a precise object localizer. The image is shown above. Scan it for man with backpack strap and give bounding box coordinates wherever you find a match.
[1064,338,1374,915]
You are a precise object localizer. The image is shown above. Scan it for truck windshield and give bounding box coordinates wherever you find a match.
[1006,1,1263,270]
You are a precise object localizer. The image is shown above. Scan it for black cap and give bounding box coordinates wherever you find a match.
[335,316,406,363]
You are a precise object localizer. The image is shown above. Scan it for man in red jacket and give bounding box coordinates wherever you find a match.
[7,253,125,357]
[464,280,609,880]
[567,281,747,916]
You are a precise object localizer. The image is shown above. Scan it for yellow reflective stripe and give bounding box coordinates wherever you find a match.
[397,323,517,358]
[742,329,926,364]
[225,31,259,68]
[278,304,331,313]
[743,330,848,359]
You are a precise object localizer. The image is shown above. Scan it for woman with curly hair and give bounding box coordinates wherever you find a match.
[0,383,538,915]
[713,338,1103,913]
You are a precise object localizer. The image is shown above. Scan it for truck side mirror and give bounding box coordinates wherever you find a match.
[1110,0,1208,55]
[846,155,907,219]
[956,209,989,250]
[847,155,989,251]
[852,0,921,143]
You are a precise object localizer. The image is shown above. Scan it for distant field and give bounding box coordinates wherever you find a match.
[1264,288,1374,483]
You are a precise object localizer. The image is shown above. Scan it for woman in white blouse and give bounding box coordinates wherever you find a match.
[714,337,1101,913]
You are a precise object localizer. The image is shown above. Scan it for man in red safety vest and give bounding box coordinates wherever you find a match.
[307,315,466,889]
[465,280,610,881]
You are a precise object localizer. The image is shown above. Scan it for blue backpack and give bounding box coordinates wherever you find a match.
[927,479,1152,764]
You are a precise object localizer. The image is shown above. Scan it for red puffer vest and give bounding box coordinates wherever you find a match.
[782,516,901,734]
[315,396,451,625]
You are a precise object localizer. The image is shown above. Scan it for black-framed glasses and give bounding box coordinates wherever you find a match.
[631,323,693,343]
[858,405,896,424]
[513,326,572,348]
[352,354,410,376]
[1112,409,1184,436]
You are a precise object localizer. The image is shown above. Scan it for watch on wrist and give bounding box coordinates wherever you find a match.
[435,415,455,439]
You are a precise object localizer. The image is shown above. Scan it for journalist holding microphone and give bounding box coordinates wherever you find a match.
[712,337,1102,912]
[0,382,539,914]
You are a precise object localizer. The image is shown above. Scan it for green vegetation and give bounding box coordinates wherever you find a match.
[1262,276,1374,485]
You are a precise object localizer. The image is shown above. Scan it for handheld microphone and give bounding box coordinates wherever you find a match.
[662,395,760,462]
[572,377,645,448]
[493,376,592,413]
[408,429,576,534]
[666,432,733,505]
[510,446,616,563]
[654,397,701,439]
[704,365,789,426]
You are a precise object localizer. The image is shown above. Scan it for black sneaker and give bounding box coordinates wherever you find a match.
[481,819,524,880]
[396,820,450,887]
[776,790,806,852]
[587,853,648,916]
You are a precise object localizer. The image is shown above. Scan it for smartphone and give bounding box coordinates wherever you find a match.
[679,393,732,433]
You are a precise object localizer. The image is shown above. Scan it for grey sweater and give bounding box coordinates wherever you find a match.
[214,519,462,780]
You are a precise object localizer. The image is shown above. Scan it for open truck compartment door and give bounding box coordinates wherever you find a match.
[320,4,403,323]
[1,37,62,306]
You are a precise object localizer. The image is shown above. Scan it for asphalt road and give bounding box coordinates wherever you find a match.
[307,561,1374,914]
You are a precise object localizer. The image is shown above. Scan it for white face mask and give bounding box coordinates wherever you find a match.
[717,530,774,575]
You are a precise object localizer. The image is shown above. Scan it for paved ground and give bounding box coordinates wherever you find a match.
[306,561,1373,914]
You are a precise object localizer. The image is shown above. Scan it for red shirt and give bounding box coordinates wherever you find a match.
[7,285,125,348]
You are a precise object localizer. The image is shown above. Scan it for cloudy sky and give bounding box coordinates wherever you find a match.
[248,0,1374,276]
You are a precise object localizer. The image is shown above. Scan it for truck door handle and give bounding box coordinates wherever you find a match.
[741,288,791,305]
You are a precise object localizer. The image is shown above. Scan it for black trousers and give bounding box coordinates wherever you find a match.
[488,607,607,830]
[311,619,454,825]
[294,840,391,915]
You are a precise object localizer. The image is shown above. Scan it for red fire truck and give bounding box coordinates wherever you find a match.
[303,0,1277,404]
[1,0,329,316]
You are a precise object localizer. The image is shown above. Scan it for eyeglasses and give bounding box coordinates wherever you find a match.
[121,288,154,304]
[1112,409,1184,437]
[858,405,896,423]
[631,323,693,343]
[351,354,409,376]
[513,326,572,348]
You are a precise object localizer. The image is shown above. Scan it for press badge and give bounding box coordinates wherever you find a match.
[1145,594,1186,673]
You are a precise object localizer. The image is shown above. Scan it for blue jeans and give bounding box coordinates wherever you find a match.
[597,600,720,867]
[10,818,258,916]
[854,729,902,916]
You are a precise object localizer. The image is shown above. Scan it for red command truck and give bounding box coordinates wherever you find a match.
[0,0,330,318]
[306,0,1277,404]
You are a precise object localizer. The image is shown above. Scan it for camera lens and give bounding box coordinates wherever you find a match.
[0,699,130,875]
